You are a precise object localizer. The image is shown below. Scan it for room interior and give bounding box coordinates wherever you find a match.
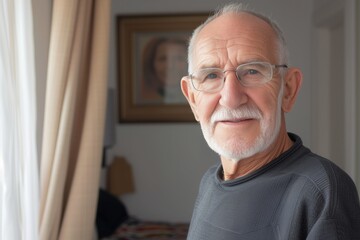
[31,0,360,239]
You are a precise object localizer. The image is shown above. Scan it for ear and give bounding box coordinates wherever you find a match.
[181,77,200,121]
[282,67,303,112]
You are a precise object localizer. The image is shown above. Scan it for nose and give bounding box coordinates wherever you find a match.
[218,71,248,109]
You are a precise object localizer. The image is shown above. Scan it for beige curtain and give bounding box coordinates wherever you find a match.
[39,0,110,239]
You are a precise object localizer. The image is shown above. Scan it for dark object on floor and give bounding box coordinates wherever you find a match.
[96,189,129,238]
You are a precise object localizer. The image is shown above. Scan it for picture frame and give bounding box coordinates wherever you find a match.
[117,14,208,122]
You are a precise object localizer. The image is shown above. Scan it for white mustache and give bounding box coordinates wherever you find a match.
[211,105,262,124]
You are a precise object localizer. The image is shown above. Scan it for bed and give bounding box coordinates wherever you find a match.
[96,189,189,240]
[103,217,189,240]
[97,157,189,240]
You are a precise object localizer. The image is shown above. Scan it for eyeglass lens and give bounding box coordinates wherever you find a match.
[192,62,274,92]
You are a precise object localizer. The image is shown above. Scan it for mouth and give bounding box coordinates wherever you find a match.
[216,117,257,124]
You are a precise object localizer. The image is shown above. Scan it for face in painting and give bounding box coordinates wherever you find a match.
[183,13,288,162]
[153,41,187,86]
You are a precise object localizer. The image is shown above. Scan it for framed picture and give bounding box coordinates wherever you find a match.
[117,14,208,122]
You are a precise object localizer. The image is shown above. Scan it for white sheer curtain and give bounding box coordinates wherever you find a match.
[0,0,39,240]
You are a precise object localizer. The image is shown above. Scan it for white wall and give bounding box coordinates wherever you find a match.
[109,0,313,222]
[311,0,359,184]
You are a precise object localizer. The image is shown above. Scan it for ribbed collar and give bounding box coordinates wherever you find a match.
[215,133,306,187]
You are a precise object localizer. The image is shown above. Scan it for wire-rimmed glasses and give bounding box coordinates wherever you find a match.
[188,61,288,93]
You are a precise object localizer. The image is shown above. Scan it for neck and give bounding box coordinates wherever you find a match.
[221,129,293,181]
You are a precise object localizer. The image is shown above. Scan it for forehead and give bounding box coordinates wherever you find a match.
[193,13,279,68]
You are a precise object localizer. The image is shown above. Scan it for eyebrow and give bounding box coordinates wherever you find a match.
[197,58,269,70]
[196,59,220,70]
[236,58,268,65]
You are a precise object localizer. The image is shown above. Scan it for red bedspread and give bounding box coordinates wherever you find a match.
[112,219,189,240]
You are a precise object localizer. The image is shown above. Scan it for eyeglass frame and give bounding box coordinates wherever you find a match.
[187,61,288,93]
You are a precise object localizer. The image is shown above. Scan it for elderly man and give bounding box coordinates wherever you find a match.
[181,3,360,240]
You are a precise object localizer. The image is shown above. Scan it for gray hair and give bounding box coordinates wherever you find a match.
[187,3,289,74]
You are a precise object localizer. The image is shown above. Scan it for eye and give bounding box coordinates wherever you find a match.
[244,69,260,76]
[235,62,272,86]
[237,64,266,79]
[198,69,222,82]
[205,72,220,80]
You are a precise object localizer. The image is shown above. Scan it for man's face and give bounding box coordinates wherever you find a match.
[185,13,285,162]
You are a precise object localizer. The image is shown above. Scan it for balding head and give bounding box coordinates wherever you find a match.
[187,3,288,74]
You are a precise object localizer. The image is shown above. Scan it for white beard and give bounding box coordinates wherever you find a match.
[200,83,284,162]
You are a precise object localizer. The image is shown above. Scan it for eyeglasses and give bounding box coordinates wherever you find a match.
[188,61,288,93]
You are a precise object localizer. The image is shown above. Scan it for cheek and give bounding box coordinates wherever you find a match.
[194,94,220,123]
[251,85,281,120]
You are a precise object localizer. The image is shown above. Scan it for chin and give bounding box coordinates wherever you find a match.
[208,137,265,163]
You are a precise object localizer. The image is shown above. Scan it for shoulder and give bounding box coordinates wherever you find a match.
[284,149,360,218]
[274,135,359,218]
[285,133,355,188]
[289,150,356,193]
[275,145,360,236]
[296,153,360,236]
[310,152,359,204]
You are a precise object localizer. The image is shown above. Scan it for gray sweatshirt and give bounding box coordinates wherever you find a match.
[187,133,360,240]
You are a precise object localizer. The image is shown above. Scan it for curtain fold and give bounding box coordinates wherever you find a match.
[0,0,39,239]
[39,0,110,239]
